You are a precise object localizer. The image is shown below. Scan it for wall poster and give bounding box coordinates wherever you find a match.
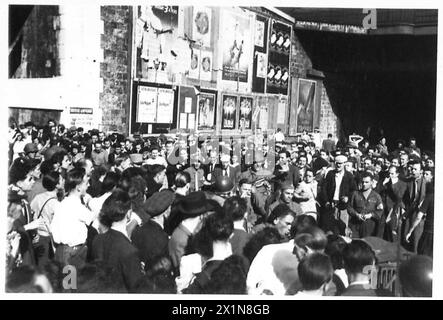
[192,7,212,47]
[137,86,158,123]
[197,92,216,131]
[221,94,238,129]
[239,96,253,130]
[220,9,252,84]
[267,20,291,95]
[296,79,316,132]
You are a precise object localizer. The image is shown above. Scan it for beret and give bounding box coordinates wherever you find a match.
[143,190,175,217]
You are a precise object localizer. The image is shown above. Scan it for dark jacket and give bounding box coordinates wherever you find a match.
[321,170,357,210]
[131,220,169,270]
[92,229,143,292]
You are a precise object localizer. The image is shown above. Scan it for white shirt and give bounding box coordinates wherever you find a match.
[51,196,95,247]
[88,192,112,216]
[335,268,349,288]
[294,181,318,214]
[333,170,345,201]
[247,240,298,295]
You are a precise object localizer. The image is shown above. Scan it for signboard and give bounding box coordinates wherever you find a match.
[70,107,94,129]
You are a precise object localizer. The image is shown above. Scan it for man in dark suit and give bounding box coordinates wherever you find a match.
[91,190,143,293]
[402,160,427,252]
[320,155,357,234]
[273,150,301,189]
[341,240,392,296]
[202,150,221,185]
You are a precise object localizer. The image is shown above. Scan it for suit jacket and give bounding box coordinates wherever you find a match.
[405,176,427,212]
[321,170,357,210]
[92,229,143,292]
[213,165,240,185]
[131,220,169,269]
[203,163,222,183]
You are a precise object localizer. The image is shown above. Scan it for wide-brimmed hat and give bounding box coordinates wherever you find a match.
[176,191,211,217]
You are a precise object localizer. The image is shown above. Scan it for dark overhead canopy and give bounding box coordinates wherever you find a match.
[277,8,437,35]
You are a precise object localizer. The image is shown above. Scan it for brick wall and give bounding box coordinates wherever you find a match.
[319,85,339,142]
[100,6,131,133]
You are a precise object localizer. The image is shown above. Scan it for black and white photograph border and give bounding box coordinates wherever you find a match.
[1,0,442,302]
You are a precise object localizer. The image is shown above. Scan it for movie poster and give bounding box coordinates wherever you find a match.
[239,96,253,130]
[221,94,238,129]
[256,52,267,78]
[267,19,291,94]
[197,92,216,130]
[137,6,179,82]
[137,86,158,123]
[296,79,316,132]
[156,88,175,123]
[255,20,265,47]
[192,7,212,47]
[220,9,252,83]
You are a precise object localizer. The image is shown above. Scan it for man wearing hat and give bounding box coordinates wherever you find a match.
[320,154,357,234]
[238,151,274,223]
[131,190,174,271]
[167,191,213,270]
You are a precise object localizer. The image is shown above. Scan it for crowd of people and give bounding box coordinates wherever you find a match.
[6,119,434,296]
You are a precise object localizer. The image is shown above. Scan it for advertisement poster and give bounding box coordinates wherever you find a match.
[239,96,253,130]
[267,19,291,94]
[197,92,216,130]
[137,86,158,123]
[221,94,238,129]
[255,20,265,47]
[256,52,267,78]
[188,49,212,82]
[220,10,252,83]
[200,50,212,82]
[269,20,291,55]
[296,79,316,132]
[188,49,200,79]
[136,6,179,82]
[156,88,175,123]
[192,7,212,47]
